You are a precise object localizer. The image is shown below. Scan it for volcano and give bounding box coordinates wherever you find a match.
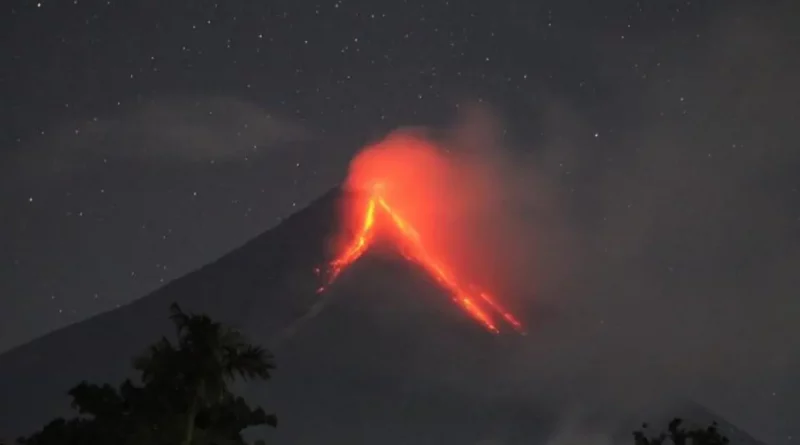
[0,186,538,444]
[0,186,767,445]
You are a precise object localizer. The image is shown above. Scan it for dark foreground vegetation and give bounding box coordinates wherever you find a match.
[6,304,730,445]
[16,303,275,445]
[635,418,730,445]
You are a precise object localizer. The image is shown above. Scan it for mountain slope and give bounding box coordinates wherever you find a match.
[0,186,350,439]
[0,186,769,445]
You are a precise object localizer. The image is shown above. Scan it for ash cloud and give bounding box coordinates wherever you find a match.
[347,4,799,443]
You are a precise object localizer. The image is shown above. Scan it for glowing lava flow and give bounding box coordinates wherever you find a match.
[317,185,525,335]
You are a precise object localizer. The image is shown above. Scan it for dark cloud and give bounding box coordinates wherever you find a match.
[8,95,311,179]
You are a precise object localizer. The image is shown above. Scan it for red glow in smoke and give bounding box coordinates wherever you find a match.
[317,132,525,334]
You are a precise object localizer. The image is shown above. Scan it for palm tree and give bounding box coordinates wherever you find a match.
[134,303,275,445]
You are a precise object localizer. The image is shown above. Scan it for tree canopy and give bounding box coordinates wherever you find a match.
[17,303,276,445]
[635,418,731,445]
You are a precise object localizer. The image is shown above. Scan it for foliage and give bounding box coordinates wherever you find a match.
[17,303,276,445]
[634,418,730,445]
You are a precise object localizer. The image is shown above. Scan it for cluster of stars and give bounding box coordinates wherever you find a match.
[4,0,770,337]
[1,0,776,339]
[1,0,798,442]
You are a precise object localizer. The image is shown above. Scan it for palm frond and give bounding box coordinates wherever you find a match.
[168,302,191,335]
[133,336,179,384]
[225,345,275,381]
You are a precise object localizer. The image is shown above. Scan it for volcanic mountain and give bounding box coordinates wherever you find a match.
[0,186,767,445]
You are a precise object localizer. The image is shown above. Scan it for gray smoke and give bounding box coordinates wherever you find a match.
[346,5,799,443]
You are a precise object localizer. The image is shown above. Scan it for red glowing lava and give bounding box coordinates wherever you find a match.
[317,133,525,334]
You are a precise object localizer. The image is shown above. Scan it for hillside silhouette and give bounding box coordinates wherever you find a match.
[0,187,769,445]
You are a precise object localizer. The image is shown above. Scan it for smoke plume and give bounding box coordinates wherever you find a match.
[336,4,799,442]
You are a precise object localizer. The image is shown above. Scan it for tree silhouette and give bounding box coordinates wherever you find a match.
[134,303,275,445]
[634,418,730,445]
[17,303,276,445]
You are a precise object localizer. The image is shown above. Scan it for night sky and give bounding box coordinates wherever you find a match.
[2,0,799,443]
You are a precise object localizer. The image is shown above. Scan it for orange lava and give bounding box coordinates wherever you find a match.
[317,134,525,334]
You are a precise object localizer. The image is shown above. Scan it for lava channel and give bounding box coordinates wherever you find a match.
[316,184,525,335]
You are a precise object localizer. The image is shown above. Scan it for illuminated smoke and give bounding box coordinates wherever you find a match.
[316,132,525,334]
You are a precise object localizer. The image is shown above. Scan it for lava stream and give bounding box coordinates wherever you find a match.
[316,198,377,293]
[317,187,525,335]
